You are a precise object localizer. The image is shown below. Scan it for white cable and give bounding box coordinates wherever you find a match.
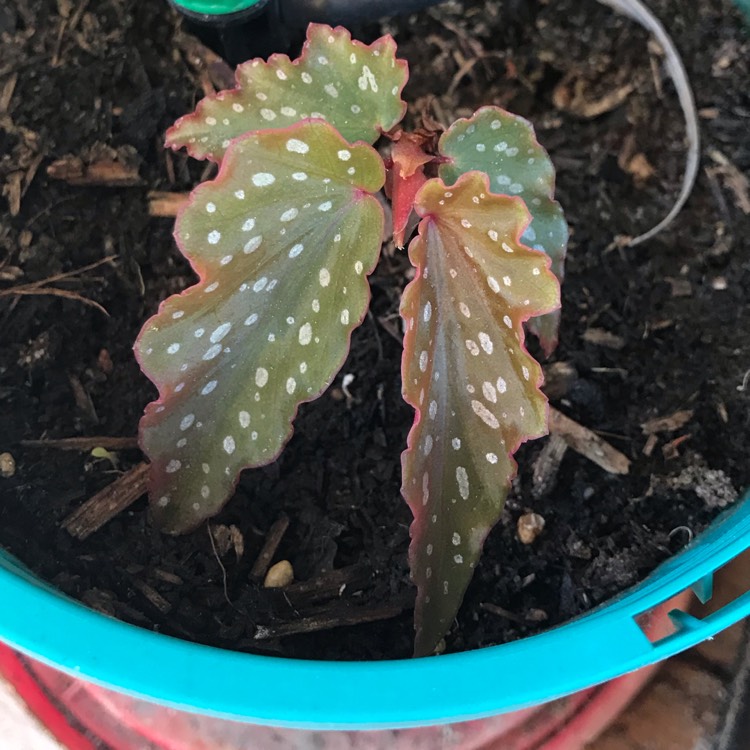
[596,0,700,245]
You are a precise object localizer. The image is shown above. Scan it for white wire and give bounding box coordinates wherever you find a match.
[596,0,700,246]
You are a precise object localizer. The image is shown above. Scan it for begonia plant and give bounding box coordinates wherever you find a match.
[135,23,567,656]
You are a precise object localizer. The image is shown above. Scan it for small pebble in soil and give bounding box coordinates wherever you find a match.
[0,452,16,478]
[264,560,294,588]
[517,512,546,545]
[526,609,548,623]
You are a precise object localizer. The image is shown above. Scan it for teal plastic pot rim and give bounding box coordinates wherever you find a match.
[1,492,750,730]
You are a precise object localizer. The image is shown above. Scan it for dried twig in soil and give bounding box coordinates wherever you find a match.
[552,76,634,119]
[582,328,626,350]
[249,514,290,582]
[532,434,569,500]
[0,256,116,315]
[254,594,413,640]
[480,601,526,624]
[132,579,172,615]
[0,73,18,113]
[641,410,694,435]
[0,286,108,314]
[548,407,631,475]
[47,154,142,187]
[67,373,99,424]
[281,565,374,609]
[174,30,235,91]
[148,191,189,217]
[481,602,548,624]
[21,436,139,451]
[446,51,505,99]
[51,0,91,67]
[62,462,149,540]
[642,433,659,457]
[708,149,750,215]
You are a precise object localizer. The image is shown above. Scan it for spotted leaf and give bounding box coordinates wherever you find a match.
[135,121,385,533]
[167,23,408,163]
[438,107,567,354]
[400,172,560,656]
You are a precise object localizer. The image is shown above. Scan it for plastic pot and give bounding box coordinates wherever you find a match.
[1,493,749,742]
[0,592,683,750]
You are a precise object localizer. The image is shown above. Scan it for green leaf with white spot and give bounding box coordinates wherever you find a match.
[167,23,408,163]
[400,172,560,656]
[135,121,385,533]
[438,107,568,354]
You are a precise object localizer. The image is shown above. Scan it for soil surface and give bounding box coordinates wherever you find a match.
[0,0,749,661]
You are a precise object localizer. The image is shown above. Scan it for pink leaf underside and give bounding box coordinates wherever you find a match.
[438,107,568,355]
[166,23,408,163]
[135,121,385,533]
[400,172,560,656]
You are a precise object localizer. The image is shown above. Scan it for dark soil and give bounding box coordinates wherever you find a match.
[1,0,749,661]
